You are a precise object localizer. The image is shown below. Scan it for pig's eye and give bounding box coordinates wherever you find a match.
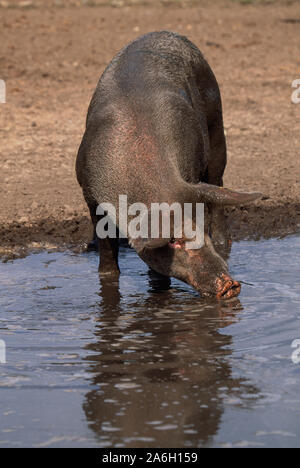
[169,239,185,249]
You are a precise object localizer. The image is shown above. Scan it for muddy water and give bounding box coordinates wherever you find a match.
[0,236,300,448]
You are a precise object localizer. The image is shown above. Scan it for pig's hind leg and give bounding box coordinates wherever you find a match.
[206,118,231,251]
[87,227,99,252]
[86,203,99,252]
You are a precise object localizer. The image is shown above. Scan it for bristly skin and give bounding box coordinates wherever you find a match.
[76,31,262,298]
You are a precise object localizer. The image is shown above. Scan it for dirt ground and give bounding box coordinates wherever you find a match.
[0,0,299,259]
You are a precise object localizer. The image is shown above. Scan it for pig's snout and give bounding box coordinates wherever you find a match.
[215,274,241,300]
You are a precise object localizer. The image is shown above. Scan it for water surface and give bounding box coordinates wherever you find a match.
[0,236,300,448]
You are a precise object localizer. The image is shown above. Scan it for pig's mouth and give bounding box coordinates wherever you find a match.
[215,274,241,300]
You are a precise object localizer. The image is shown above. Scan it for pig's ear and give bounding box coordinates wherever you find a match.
[129,208,173,254]
[129,236,171,254]
[190,183,266,206]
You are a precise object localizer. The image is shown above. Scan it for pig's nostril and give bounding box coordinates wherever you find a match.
[216,275,241,299]
[223,281,241,299]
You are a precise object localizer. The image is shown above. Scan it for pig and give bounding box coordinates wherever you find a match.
[76,31,262,299]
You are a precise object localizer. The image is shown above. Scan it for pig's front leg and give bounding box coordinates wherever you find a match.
[98,237,120,277]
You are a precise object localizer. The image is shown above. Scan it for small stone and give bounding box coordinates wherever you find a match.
[19,1,33,7]
[111,0,125,7]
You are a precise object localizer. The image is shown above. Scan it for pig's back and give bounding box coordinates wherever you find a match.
[77,32,221,204]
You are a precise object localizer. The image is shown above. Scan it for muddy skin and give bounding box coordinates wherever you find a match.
[76,31,262,299]
[215,274,241,300]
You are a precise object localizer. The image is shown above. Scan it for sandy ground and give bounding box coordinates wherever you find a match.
[0,0,299,259]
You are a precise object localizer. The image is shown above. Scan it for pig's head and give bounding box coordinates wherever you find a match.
[130,182,264,299]
[136,233,241,299]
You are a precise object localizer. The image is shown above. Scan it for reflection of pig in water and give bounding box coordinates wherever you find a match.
[82,277,260,448]
[76,31,263,299]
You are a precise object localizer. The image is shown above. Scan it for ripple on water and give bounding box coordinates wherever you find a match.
[0,236,299,447]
